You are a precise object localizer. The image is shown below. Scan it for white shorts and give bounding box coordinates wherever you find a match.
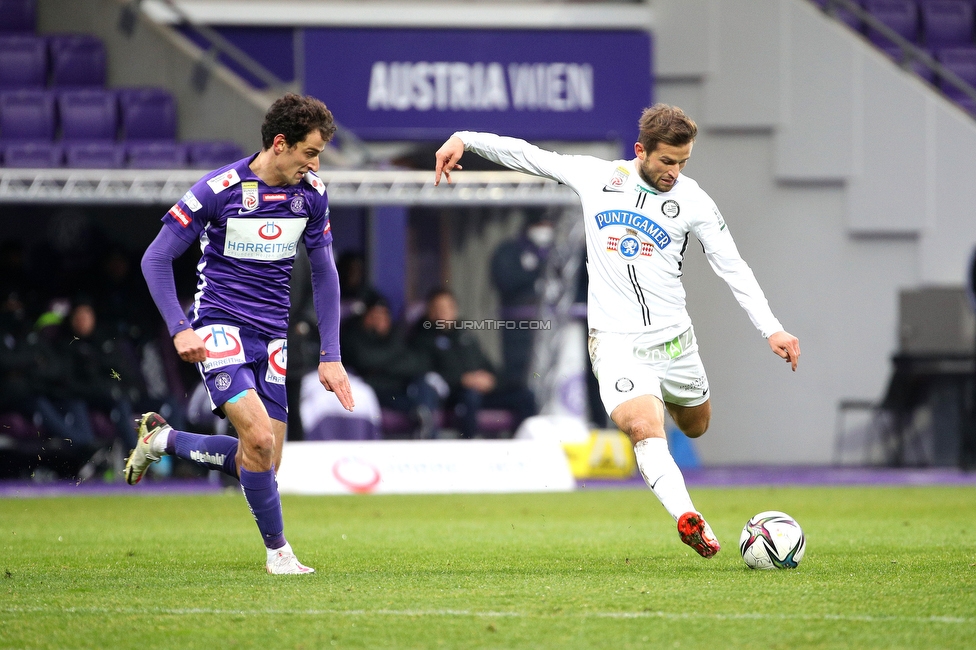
[588,326,710,419]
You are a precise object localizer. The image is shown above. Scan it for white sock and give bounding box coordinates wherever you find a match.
[634,437,696,521]
[149,428,172,457]
[268,542,292,560]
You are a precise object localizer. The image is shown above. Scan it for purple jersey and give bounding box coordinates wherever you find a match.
[162,155,332,338]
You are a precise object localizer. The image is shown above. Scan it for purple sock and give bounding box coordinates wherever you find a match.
[239,467,286,550]
[172,431,239,477]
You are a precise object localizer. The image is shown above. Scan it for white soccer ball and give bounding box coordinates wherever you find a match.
[739,510,805,570]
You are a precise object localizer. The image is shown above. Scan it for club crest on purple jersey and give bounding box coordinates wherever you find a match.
[290,196,304,214]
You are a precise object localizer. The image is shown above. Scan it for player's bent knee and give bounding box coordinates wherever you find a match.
[680,418,710,439]
[625,419,665,444]
[242,431,276,459]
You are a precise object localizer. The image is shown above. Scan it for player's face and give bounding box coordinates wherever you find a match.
[635,141,693,193]
[273,130,326,186]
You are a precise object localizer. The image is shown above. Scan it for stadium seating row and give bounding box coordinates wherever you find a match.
[0,139,244,169]
[0,33,105,89]
[815,0,976,113]
[1,88,176,142]
[0,87,245,168]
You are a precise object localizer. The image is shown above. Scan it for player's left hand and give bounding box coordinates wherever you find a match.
[768,331,800,371]
[319,361,355,411]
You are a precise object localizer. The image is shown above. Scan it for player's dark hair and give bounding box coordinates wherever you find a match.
[261,93,337,150]
[637,104,697,154]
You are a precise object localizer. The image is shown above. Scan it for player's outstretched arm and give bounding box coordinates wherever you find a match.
[768,331,800,371]
[319,361,355,411]
[434,135,465,185]
[173,329,206,364]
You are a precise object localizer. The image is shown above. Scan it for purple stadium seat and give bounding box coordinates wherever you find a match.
[937,46,976,97]
[0,89,54,141]
[0,0,37,33]
[0,35,47,88]
[64,141,125,168]
[49,34,107,88]
[2,141,62,167]
[922,0,975,47]
[185,140,245,168]
[58,89,118,141]
[118,87,176,141]
[126,141,187,168]
[864,0,920,47]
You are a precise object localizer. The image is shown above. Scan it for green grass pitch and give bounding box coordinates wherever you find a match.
[2,485,974,649]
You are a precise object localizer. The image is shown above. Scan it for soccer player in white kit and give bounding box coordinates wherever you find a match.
[434,104,800,558]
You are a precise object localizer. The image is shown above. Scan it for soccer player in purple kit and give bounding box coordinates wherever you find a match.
[126,93,355,575]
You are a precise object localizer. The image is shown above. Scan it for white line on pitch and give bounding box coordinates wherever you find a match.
[2,606,972,624]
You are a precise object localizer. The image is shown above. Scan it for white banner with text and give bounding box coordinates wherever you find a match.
[276,439,576,495]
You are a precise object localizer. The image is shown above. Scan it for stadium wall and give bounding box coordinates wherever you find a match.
[654,0,976,463]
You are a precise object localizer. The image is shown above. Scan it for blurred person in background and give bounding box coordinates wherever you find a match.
[490,211,554,395]
[341,295,440,438]
[0,292,89,451]
[411,288,535,439]
[59,298,140,452]
[336,250,380,321]
[435,103,800,559]
[128,93,354,575]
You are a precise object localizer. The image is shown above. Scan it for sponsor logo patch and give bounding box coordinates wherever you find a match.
[602,166,630,193]
[181,190,203,212]
[241,181,259,212]
[607,233,653,259]
[323,220,331,236]
[168,204,191,227]
[258,221,282,240]
[206,168,241,194]
[263,193,286,201]
[266,339,287,385]
[195,324,246,372]
[224,217,307,261]
[594,210,671,249]
[304,172,325,195]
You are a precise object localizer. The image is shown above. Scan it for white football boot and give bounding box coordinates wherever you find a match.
[266,544,315,575]
[124,412,171,485]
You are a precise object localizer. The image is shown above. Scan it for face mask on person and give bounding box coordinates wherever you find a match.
[526,224,555,249]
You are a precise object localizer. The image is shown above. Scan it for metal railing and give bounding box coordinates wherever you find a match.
[122,0,292,93]
[0,168,579,207]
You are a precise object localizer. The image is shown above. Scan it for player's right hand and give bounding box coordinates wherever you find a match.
[173,328,207,364]
[434,135,465,185]
[768,330,800,372]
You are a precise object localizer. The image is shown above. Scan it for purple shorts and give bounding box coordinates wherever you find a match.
[193,322,288,422]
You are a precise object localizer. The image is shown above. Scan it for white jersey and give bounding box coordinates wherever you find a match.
[455,131,783,345]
